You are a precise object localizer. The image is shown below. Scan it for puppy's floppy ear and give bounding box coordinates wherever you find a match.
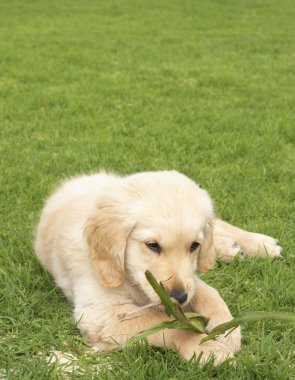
[84,194,134,288]
[197,221,216,272]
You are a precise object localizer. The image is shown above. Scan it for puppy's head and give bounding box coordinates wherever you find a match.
[85,171,216,305]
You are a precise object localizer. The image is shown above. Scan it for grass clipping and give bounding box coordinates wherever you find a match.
[128,270,295,345]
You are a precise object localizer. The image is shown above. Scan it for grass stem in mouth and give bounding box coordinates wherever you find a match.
[128,271,295,346]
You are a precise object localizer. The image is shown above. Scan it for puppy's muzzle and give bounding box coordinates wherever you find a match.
[169,289,188,304]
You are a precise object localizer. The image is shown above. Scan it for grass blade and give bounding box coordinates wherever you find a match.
[127,320,197,346]
[201,311,295,343]
[145,270,173,315]
[145,270,208,333]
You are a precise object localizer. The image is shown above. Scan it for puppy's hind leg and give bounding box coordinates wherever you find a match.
[213,235,243,262]
[214,219,282,260]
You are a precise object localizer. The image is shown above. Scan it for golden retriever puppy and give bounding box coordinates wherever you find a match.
[34,171,281,365]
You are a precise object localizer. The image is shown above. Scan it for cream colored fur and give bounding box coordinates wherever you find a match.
[34,170,281,365]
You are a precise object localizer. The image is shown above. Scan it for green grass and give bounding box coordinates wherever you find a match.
[0,0,295,378]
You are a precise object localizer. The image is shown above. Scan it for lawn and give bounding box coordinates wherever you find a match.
[0,0,294,378]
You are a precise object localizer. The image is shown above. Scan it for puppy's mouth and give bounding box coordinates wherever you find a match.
[160,276,190,306]
[125,281,192,312]
[124,269,191,307]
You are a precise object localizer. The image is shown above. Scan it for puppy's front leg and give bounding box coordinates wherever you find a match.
[190,277,241,353]
[77,303,233,365]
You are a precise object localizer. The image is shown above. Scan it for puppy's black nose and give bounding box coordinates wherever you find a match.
[169,290,188,304]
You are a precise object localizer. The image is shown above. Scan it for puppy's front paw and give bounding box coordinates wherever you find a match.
[181,335,234,366]
[198,340,234,366]
[206,319,241,354]
[215,326,241,353]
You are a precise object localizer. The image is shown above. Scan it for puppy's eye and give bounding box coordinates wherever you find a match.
[190,241,200,253]
[145,242,161,254]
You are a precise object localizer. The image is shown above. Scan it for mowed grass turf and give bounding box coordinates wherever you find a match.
[0,0,295,378]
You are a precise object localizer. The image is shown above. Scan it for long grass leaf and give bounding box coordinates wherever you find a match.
[127,320,195,346]
[201,311,295,343]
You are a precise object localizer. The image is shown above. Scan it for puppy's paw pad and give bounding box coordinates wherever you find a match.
[214,237,242,262]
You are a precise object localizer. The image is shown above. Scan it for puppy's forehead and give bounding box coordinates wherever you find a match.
[125,171,214,239]
[132,194,211,245]
[137,183,213,223]
[134,218,205,244]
